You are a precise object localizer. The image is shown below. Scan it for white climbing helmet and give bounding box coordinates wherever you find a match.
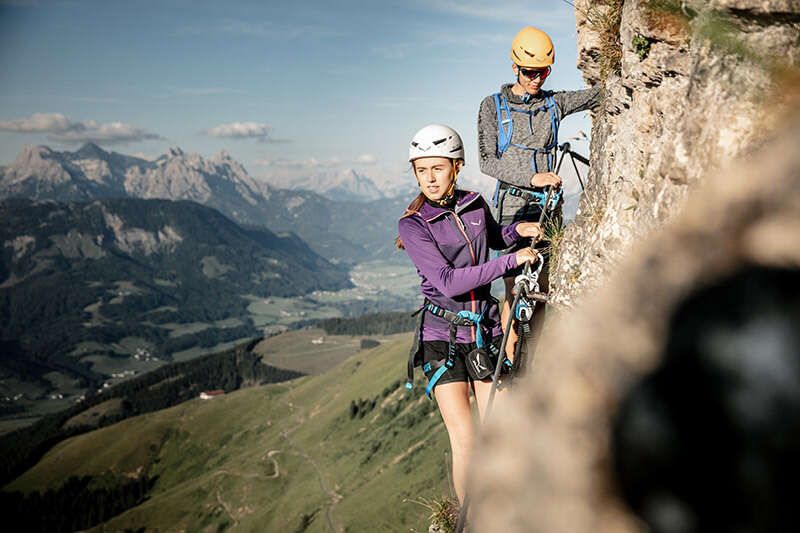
[408,124,465,162]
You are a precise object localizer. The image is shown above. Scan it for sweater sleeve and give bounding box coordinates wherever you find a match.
[478,96,505,181]
[555,86,601,117]
[399,215,518,299]
[483,197,522,250]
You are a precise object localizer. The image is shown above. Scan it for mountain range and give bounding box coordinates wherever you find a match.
[0,144,409,265]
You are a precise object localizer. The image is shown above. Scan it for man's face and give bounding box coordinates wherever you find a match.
[513,64,550,95]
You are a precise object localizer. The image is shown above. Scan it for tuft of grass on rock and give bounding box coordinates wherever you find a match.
[541,216,566,277]
[584,0,624,80]
[407,495,459,533]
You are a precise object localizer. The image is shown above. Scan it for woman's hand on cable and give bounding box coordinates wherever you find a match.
[516,222,543,241]
[514,247,539,267]
[531,172,562,188]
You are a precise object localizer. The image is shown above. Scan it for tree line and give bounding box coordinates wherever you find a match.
[320,311,417,336]
[0,338,302,486]
[0,474,155,532]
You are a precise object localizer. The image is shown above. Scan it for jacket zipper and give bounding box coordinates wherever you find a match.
[450,211,478,343]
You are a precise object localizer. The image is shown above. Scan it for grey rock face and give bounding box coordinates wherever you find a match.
[552,0,800,308]
[469,2,800,532]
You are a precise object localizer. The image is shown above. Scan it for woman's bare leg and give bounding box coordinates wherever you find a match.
[472,378,510,423]
[433,381,474,504]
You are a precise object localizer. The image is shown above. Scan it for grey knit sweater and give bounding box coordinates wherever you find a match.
[478,83,600,217]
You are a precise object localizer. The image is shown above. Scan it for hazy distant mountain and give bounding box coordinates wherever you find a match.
[0,144,407,264]
[0,197,351,388]
[266,168,385,202]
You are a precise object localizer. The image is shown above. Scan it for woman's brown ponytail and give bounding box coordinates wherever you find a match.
[395,192,426,249]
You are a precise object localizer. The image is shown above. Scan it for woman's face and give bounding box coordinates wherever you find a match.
[414,157,456,202]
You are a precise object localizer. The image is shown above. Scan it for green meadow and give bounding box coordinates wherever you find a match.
[7,334,454,532]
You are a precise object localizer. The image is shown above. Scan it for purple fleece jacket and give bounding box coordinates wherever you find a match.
[398,189,523,344]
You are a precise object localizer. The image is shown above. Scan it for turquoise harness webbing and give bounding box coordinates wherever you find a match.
[406,300,498,398]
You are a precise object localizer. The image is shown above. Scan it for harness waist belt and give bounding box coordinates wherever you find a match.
[406,299,499,398]
[503,185,562,210]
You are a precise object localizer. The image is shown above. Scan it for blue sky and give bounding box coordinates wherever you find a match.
[0,0,592,189]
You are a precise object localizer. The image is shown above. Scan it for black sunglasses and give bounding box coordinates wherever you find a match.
[519,66,550,79]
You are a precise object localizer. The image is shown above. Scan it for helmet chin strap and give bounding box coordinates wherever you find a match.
[433,160,459,207]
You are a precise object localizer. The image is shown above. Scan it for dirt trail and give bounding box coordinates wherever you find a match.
[264,450,281,478]
[277,386,344,533]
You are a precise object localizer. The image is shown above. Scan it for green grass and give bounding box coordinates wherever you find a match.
[253,328,406,375]
[244,295,343,328]
[7,335,451,532]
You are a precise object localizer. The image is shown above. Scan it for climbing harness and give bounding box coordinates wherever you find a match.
[406,299,502,398]
[505,185,562,211]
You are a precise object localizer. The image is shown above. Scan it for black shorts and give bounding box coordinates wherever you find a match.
[421,337,503,388]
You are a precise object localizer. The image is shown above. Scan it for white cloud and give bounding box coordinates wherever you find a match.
[205,121,291,143]
[0,112,72,132]
[0,112,160,144]
[51,121,160,144]
[206,121,271,140]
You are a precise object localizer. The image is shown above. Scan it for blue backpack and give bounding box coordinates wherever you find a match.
[491,91,561,208]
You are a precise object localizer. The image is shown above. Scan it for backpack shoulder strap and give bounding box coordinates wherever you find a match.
[545,94,561,145]
[492,92,513,157]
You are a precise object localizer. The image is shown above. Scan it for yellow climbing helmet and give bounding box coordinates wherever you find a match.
[510,26,555,68]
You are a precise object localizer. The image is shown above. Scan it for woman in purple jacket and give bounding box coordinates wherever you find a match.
[397,124,541,504]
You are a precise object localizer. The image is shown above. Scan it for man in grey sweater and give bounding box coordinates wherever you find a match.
[478,25,601,367]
